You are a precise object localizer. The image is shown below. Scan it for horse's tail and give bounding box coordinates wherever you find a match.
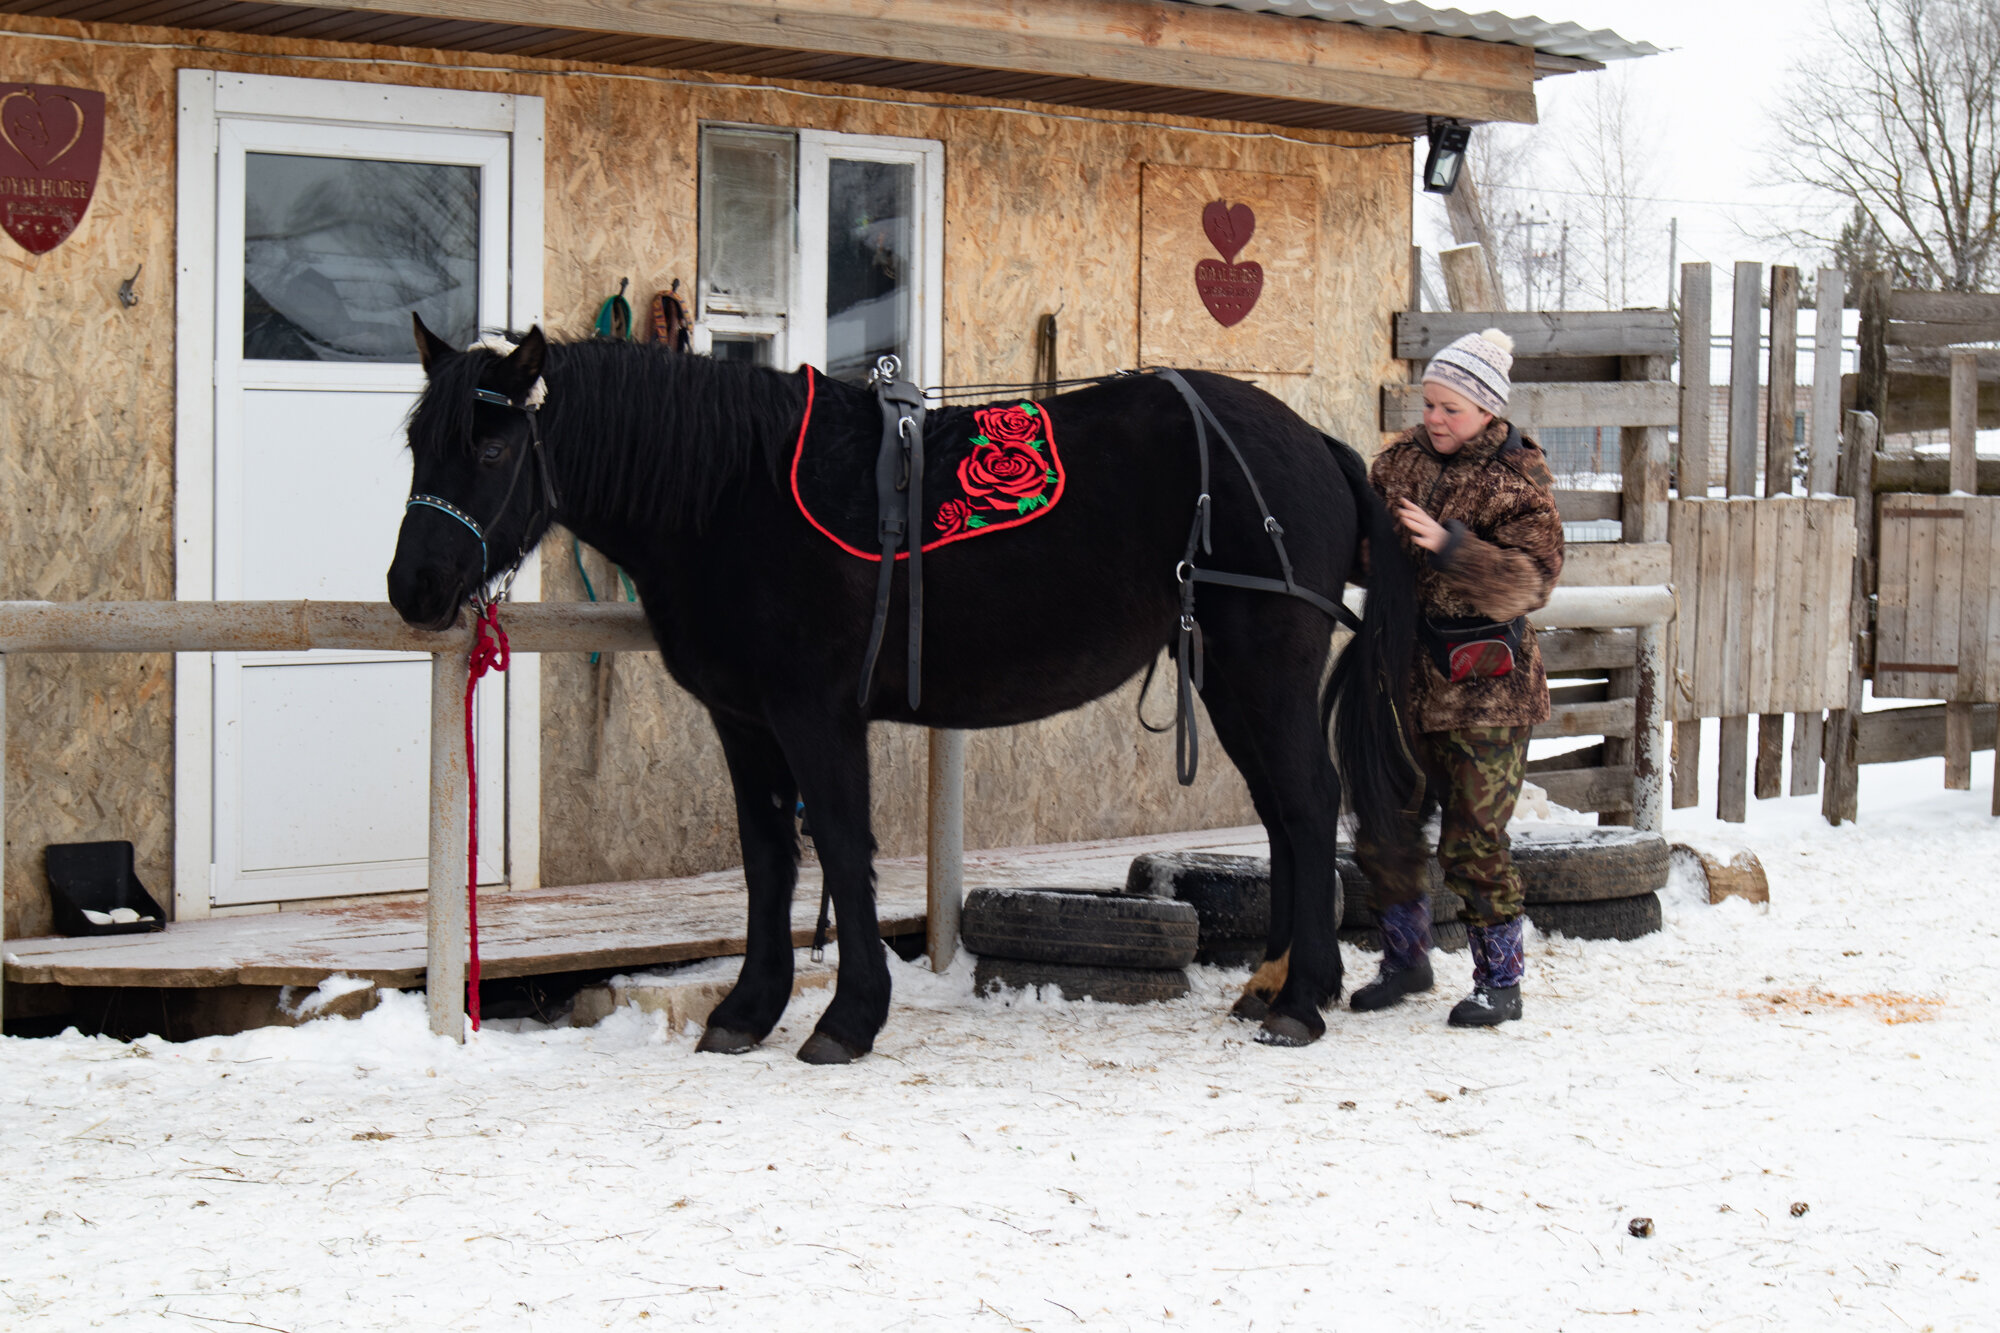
[1320,435,1423,873]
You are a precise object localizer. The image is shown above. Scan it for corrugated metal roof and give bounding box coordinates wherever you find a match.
[1174,0,1662,63]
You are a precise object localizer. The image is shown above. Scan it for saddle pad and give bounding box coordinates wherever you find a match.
[791,367,1066,560]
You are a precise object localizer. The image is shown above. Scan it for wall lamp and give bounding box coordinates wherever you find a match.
[1423,119,1472,195]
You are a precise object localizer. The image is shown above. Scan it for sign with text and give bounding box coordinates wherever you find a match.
[0,84,104,254]
[1140,165,1316,374]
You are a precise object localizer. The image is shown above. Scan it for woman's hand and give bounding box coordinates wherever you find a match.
[1395,498,1449,553]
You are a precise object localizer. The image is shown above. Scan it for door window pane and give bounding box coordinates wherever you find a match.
[243,154,480,361]
[699,128,794,318]
[824,158,913,383]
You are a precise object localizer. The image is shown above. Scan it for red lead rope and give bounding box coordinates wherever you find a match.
[464,601,510,1031]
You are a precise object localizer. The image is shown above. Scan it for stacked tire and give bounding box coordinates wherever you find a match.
[1125,825,1669,962]
[1512,826,1668,940]
[962,887,1199,1004]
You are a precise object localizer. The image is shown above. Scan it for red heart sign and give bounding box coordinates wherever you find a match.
[1195,258,1264,327]
[0,84,104,255]
[1201,200,1255,263]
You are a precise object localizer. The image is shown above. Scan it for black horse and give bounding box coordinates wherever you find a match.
[388,320,1420,1060]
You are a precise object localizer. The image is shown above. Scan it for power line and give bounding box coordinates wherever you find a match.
[1475,180,1832,212]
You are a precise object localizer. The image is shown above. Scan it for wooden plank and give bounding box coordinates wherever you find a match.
[1875,494,1912,697]
[1788,501,1825,795]
[1823,411,1878,825]
[1555,489,1622,523]
[1622,353,1671,542]
[1870,456,2000,495]
[1771,501,1807,709]
[288,0,1543,123]
[1947,703,1975,788]
[1440,244,1501,313]
[1932,492,1964,706]
[1857,271,1890,419]
[1961,499,1993,703]
[1889,290,2000,324]
[1843,369,2000,434]
[1717,715,1749,823]
[1527,742,1606,774]
[1679,262,1713,498]
[1953,350,1980,494]
[1668,501,1701,723]
[1766,265,1799,498]
[1392,310,1678,360]
[1887,319,2000,346]
[1379,380,1679,431]
[1747,499,1780,715]
[1697,500,1731,717]
[1809,268,1844,495]
[1532,698,1637,741]
[1887,347,2000,378]
[1560,541,1672,586]
[1728,262,1763,497]
[1856,702,1999,765]
[1548,680,1612,706]
[1538,627,1639,673]
[1533,765,1639,815]
[1986,500,2000,706]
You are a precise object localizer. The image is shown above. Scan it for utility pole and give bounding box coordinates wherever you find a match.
[1558,220,1570,312]
[1667,217,1678,314]
[1521,211,1540,311]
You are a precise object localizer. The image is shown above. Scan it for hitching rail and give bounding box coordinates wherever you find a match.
[0,586,1668,1040]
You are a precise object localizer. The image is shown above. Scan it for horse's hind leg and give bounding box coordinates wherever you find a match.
[698,713,803,1053]
[1198,641,1344,1046]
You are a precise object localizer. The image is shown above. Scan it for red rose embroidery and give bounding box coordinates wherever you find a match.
[975,404,1042,450]
[935,497,972,537]
[959,439,1048,510]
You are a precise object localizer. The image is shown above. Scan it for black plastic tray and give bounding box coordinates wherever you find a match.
[46,841,166,937]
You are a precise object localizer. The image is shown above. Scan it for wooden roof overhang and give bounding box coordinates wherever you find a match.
[2,0,1569,133]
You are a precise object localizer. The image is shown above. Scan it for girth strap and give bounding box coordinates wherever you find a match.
[856,363,929,711]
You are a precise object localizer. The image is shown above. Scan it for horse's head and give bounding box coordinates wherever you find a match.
[388,315,555,629]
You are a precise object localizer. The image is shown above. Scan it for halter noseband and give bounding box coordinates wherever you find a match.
[407,383,560,593]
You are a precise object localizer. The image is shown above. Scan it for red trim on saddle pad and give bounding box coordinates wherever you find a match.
[789,366,1067,561]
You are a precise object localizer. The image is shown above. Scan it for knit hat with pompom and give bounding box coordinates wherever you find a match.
[1422,327,1515,416]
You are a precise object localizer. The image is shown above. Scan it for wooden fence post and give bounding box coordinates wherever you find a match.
[1945,349,1979,789]
[1441,244,1501,313]
[1756,266,1800,800]
[1856,270,1890,420]
[1603,349,1671,825]
[1718,261,1764,822]
[1823,409,1879,824]
[1673,262,1712,809]
[428,650,471,1043]
[1791,267,1846,795]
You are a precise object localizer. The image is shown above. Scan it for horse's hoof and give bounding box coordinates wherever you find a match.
[1255,1013,1318,1047]
[696,1025,759,1055]
[797,1032,866,1065]
[1229,992,1271,1023]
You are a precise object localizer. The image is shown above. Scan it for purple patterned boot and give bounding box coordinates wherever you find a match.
[1349,897,1435,1012]
[1450,916,1525,1027]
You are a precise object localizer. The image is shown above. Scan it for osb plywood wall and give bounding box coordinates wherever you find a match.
[0,12,1410,923]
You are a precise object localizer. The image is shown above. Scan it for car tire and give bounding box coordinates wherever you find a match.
[1524,891,1663,941]
[961,887,1199,969]
[973,956,1191,1005]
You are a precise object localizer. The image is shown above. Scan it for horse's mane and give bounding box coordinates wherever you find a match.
[413,336,808,531]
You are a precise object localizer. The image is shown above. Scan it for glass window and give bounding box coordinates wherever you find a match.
[823,159,914,384]
[243,153,479,362]
[698,128,794,318]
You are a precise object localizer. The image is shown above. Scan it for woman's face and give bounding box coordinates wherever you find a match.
[1421,381,1495,455]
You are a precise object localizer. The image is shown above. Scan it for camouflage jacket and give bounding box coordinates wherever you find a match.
[1370,419,1564,733]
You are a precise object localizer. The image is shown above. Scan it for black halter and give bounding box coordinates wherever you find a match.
[407,383,561,594]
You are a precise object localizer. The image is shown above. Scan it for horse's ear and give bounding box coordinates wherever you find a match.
[412,313,455,374]
[496,326,546,396]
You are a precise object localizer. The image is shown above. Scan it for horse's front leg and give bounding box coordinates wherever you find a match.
[697,712,802,1054]
[770,708,889,1065]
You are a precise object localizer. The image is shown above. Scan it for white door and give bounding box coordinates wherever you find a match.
[180,76,539,909]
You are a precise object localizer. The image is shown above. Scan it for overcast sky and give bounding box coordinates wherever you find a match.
[1417,0,1840,316]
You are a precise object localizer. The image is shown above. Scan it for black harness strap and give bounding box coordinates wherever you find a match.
[855,363,929,711]
[1150,367,1361,787]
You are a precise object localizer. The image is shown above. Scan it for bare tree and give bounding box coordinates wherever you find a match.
[1556,72,1666,309]
[1775,0,2000,290]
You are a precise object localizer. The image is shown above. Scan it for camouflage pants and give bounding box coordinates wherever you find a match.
[1354,725,1531,929]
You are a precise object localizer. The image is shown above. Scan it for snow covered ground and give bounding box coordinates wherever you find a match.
[5,750,1997,1331]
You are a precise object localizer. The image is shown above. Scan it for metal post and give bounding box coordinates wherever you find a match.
[925,727,965,972]
[428,651,470,1042]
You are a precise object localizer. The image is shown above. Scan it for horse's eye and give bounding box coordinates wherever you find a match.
[479,442,506,465]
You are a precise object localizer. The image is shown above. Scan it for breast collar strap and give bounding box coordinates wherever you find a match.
[407,385,561,595]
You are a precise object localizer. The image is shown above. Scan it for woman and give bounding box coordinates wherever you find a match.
[1350,328,1563,1027]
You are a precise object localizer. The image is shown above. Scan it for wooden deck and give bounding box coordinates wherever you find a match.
[3,827,1267,991]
